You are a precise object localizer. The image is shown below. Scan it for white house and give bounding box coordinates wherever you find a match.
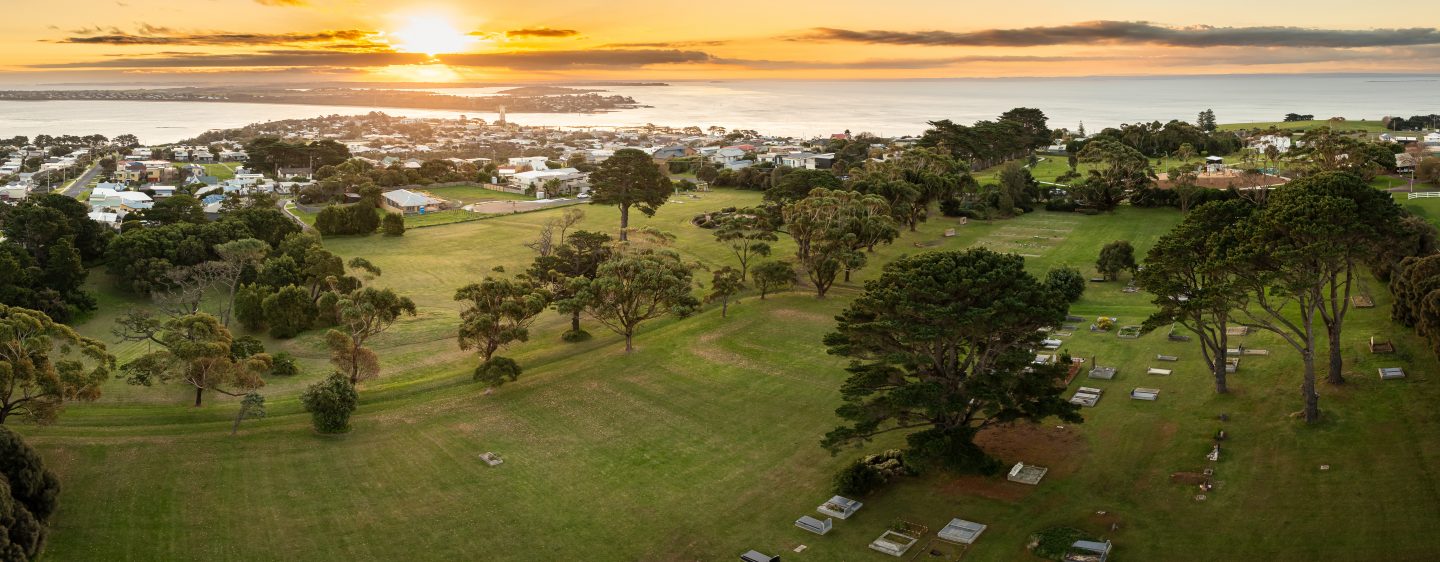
[507,156,551,170]
[511,167,588,196]
[710,147,746,165]
[1250,135,1293,154]
[88,211,121,229]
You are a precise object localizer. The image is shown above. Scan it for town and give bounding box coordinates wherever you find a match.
[4,106,1440,562]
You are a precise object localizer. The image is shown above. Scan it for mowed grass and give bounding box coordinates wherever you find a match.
[18,190,1440,561]
[1217,120,1390,133]
[288,186,554,230]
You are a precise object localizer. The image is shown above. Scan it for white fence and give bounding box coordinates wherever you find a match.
[1408,191,1440,199]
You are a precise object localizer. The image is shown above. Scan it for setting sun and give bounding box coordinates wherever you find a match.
[388,15,473,56]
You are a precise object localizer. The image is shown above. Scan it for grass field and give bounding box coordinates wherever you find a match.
[203,163,239,180]
[421,184,534,204]
[18,189,1440,561]
[1217,120,1390,133]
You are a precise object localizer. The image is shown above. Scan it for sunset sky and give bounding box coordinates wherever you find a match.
[3,0,1439,84]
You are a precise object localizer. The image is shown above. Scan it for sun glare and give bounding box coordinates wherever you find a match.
[389,15,473,56]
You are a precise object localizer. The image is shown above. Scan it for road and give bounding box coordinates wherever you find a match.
[61,163,102,198]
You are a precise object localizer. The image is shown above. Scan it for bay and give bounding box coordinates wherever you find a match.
[1,74,1436,144]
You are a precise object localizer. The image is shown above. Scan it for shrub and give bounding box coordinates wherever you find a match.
[561,329,592,343]
[381,212,405,236]
[1045,267,1086,303]
[474,356,523,388]
[939,197,965,217]
[1028,527,1098,561]
[233,283,268,332]
[270,352,300,377]
[832,449,916,497]
[1044,198,1078,212]
[315,204,380,236]
[301,373,358,434]
[262,284,316,339]
[230,335,265,360]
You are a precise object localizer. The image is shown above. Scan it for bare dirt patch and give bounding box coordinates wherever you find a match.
[938,423,1088,501]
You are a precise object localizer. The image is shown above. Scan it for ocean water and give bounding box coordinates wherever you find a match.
[1,75,1436,144]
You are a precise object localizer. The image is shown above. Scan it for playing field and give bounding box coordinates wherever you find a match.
[19,189,1440,561]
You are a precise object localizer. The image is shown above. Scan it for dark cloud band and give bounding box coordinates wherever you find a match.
[505,28,579,38]
[806,21,1440,48]
[55,28,374,46]
[33,49,714,70]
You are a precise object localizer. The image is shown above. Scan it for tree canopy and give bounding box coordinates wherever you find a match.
[821,249,1080,472]
[588,148,671,241]
[0,426,60,561]
[454,277,549,388]
[0,305,115,424]
[572,249,698,352]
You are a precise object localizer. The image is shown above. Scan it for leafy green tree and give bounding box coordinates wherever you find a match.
[751,260,795,300]
[1,193,108,261]
[1096,240,1137,281]
[821,249,1081,471]
[765,168,841,203]
[325,287,416,385]
[713,209,776,278]
[0,305,115,424]
[1139,200,1254,393]
[706,266,745,317]
[454,277,549,388]
[996,161,1040,214]
[572,249,698,352]
[213,238,270,327]
[114,312,270,407]
[588,148,671,242]
[1293,172,1404,384]
[1075,139,1154,210]
[137,195,206,225]
[262,285,316,339]
[381,212,405,236]
[783,188,897,297]
[1197,109,1218,132]
[1043,267,1086,304]
[528,230,613,340]
[0,425,60,561]
[233,283,268,332]
[105,220,256,294]
[223,206,300,246]
[1228,181,1356,422]
[301,373,358,434]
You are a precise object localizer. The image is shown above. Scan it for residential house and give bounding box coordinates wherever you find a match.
[507,156,551,170]
[382,189,445,214]
[710,147,746,165]
[652,145,695,160]
[87,211,121,229]
[2,184,26,201]
[277,167,313,179]
[117,160,177,184]
[511,168,588,197]
[1250,135,1293,154]
[1396,153,1418,174]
